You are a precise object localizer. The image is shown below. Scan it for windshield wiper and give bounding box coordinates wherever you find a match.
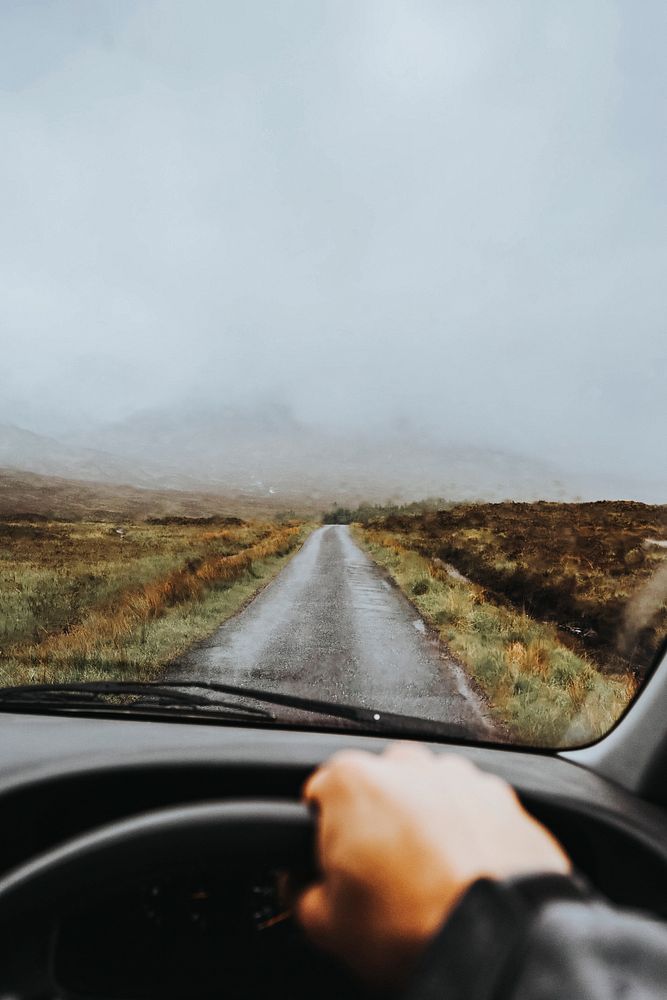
[0,681,276,724]
[0,680,473,740]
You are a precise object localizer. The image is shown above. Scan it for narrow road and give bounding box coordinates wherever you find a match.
[169,525,494,737]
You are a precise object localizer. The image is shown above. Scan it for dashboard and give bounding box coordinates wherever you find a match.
[54,866,357,998]
[1,710,666,998]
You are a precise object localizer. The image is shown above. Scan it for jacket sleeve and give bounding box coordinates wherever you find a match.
[403,874,667,1000]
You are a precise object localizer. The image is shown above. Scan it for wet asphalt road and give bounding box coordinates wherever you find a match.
[168,525,493,737]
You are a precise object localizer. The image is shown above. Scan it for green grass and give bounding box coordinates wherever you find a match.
[354,526,635,748]
[0,520,311,686]
[1,547,304,686]
[0,520,261,649]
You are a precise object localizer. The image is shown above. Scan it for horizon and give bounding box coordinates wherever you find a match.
[1,405,665,506]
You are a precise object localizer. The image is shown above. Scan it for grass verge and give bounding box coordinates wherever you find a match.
[1,522,311,686]
[353,525,636,748]
[353,501,666,675]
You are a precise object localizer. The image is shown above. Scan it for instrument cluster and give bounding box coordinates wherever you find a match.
[52,867,330,998]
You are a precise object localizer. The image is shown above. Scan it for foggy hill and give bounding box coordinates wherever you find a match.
[62,404,572,502]
[3,406,657,504]
[0,423,150,485]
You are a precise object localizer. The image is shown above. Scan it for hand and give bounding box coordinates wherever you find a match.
[297,743,571,988]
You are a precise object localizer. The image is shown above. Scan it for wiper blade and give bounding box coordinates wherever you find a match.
[0,680,473,740]
[166,679,473,739]
[0,681,275,723]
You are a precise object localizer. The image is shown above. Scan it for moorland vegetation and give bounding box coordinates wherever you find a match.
[0,516,307,686]
[354,501,666,745]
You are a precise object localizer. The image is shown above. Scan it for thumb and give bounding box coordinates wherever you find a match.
[296,882,334,949]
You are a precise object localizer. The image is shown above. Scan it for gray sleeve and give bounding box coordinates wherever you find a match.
[514,899,667,1000]
[404,876,667,1000]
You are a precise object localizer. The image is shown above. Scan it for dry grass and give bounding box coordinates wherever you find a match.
[370,501,667,676]
[355,526,637,748]
[0,467,316,521]
[0,518,309,685]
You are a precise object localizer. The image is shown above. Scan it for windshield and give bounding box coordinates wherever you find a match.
[0,2,665,749]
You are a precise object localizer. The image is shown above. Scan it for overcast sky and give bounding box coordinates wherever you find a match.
[0,0,665,485]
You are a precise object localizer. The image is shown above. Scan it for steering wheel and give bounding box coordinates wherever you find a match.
[0,800,316,998]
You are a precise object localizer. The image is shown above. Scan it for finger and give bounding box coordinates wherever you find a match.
[302,764,329,804]
[383,741,434,763]
[435,752,480,775]
[295,883,334,949]
[303,750,376,803]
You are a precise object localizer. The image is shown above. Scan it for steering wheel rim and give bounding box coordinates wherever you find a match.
[0,799,316,996]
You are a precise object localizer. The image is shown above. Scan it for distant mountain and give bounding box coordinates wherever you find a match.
[65,402,568,502]
[0,422,205,491]
[1,408,664,504]
[0,423,144,485]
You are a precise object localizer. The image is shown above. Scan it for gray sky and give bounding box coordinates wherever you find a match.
[0,0,665,486]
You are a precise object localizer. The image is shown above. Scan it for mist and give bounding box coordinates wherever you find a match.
[1,1,665,500]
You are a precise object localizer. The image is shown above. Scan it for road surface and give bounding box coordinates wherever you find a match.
[169,525,494,737]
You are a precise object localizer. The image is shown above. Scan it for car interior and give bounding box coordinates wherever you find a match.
[1,643,666,999]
